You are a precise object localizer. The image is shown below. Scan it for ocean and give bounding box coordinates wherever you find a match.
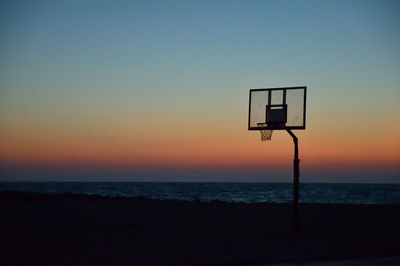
[1,182,400,204]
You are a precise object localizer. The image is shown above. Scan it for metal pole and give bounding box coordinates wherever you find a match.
[286,129,301,234]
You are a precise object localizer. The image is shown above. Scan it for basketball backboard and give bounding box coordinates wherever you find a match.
[248,86,307,130]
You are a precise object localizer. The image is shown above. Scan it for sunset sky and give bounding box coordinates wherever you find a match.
[1,0,399,182]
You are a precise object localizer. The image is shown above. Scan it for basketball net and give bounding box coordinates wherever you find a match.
[257,123,273,141]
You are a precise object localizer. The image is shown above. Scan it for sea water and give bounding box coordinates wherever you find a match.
[0,182,399,204]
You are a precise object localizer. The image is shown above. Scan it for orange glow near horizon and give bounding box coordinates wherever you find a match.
[1,116,399,171]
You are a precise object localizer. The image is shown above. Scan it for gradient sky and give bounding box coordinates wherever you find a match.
[1,0,399,182]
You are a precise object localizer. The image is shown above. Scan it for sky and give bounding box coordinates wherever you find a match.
[1,0,399,182]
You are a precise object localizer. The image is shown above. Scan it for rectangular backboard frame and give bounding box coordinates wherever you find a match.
[248,86,307,130]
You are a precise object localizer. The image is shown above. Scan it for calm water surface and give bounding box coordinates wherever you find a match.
[1,182,399,204]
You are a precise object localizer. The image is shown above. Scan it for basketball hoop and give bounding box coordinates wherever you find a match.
[249,86,307,234]
[257,123,273,141]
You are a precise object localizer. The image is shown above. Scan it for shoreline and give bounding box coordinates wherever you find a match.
[1,189,400,204]
[1,191,400,265]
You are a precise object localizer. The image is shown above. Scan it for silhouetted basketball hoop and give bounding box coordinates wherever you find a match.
[257,123,273,141]
[248,86,307,235]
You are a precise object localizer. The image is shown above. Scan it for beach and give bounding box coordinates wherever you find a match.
[1,191,400,266]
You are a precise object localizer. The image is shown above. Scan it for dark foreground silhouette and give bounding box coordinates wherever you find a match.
[1,191,400,265]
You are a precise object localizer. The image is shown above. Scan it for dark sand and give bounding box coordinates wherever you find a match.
[1,191,400,266]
